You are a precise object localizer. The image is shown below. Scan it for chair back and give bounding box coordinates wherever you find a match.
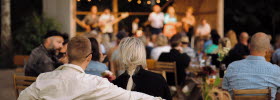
[233,88,271,100]
[155,61,177,85]
[13,74,36,98]
[146,59,156,70]
[13,55,29,66]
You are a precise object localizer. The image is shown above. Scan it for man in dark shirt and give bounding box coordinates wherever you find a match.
[25,30,65,77]
[223,32,250,66]
[158,34,191,86]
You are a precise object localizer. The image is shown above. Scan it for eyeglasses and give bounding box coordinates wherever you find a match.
[85,52,92,58]
[182,42,189,44]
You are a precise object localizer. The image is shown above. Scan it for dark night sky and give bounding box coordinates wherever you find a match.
[7,0,280,37]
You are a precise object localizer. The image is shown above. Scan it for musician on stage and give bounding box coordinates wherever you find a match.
[80,6,100,32]
[182,7,196,41]
[99,8,129,40]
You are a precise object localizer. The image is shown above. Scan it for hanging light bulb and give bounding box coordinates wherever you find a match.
[77,0,81,2]
[88,0,91,2]
[156,0,160,3]
[147,0,151,4]
[128,0,132,2]
[137,0,141,4]
[166,0,169,1]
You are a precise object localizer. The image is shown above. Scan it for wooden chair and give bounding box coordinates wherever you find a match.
[13,74,36,98]
[146,59,156,70]
[13,55,29,67]
[14,55,29,73]
[233,88,271,100]
[154,62,177,86]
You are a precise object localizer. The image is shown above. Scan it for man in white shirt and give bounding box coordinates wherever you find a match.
[99,9,115,38]
[195,18,211,37]
[148,5,164,42]
[18,36,162,100]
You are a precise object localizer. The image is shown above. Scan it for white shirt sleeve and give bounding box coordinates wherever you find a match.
[18,84,39,100]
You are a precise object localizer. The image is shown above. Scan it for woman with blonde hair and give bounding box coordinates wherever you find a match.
[113,37,171,100]
[226,30,238,48]
[182,7,196,41]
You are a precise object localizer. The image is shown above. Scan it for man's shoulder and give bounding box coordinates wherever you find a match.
[274,49,280,55]
[227,59,246,68]
[30,45,46,56]
[158,52,171,61]
[37,70,105,84]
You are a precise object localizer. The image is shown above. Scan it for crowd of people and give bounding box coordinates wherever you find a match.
[18,4,280,100]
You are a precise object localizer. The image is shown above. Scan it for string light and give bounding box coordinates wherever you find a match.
[77,0,81,2]
[166,0,169,1]
[128,0,132,2]
[156,0,160,3]
[88,0,91,2]
[147,0,151,4]
[137,0,141,4]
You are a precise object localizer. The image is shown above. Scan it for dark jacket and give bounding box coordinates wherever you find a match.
[222,43,250,66]
[113,67,172,100]
[158,49,191,86]
[25,45,60,77]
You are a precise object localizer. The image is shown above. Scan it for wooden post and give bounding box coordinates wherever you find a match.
[217,0,224,37]
[113,0,118,34]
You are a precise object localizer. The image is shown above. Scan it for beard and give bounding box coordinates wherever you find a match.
[48,43,61,55]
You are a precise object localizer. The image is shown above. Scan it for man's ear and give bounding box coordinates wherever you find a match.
[86,54,92,62]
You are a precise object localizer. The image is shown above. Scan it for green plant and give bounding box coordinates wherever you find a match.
[13,13,61,54]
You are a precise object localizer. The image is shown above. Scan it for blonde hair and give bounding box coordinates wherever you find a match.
[118,37,147,69]
[187,7,194,13]
[219,38,231,48]
[156,35,168,46]
[226,30,238,48]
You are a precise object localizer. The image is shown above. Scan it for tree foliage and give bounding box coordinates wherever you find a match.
[13,13,61,54]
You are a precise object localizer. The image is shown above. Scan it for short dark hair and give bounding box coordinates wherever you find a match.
[89,38,100,61]
[67,36,91,63]
[170,34,182,48]
[62,33,69,45]
[210,30,220,45]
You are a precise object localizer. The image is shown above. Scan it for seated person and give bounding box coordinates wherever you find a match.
[85,38,108,76]
[18,36,162,100]
[25,30,64,77]
[222,32,280,100]
[113,37,171,100]
[158,34,191,86]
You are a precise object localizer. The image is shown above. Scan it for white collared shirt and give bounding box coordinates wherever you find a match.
[18,64,162,100]
[196,23,211,36]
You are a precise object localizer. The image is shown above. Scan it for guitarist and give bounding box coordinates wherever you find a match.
[99,8,129,40]
[182,7,196,42]
[77,6,100,32]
